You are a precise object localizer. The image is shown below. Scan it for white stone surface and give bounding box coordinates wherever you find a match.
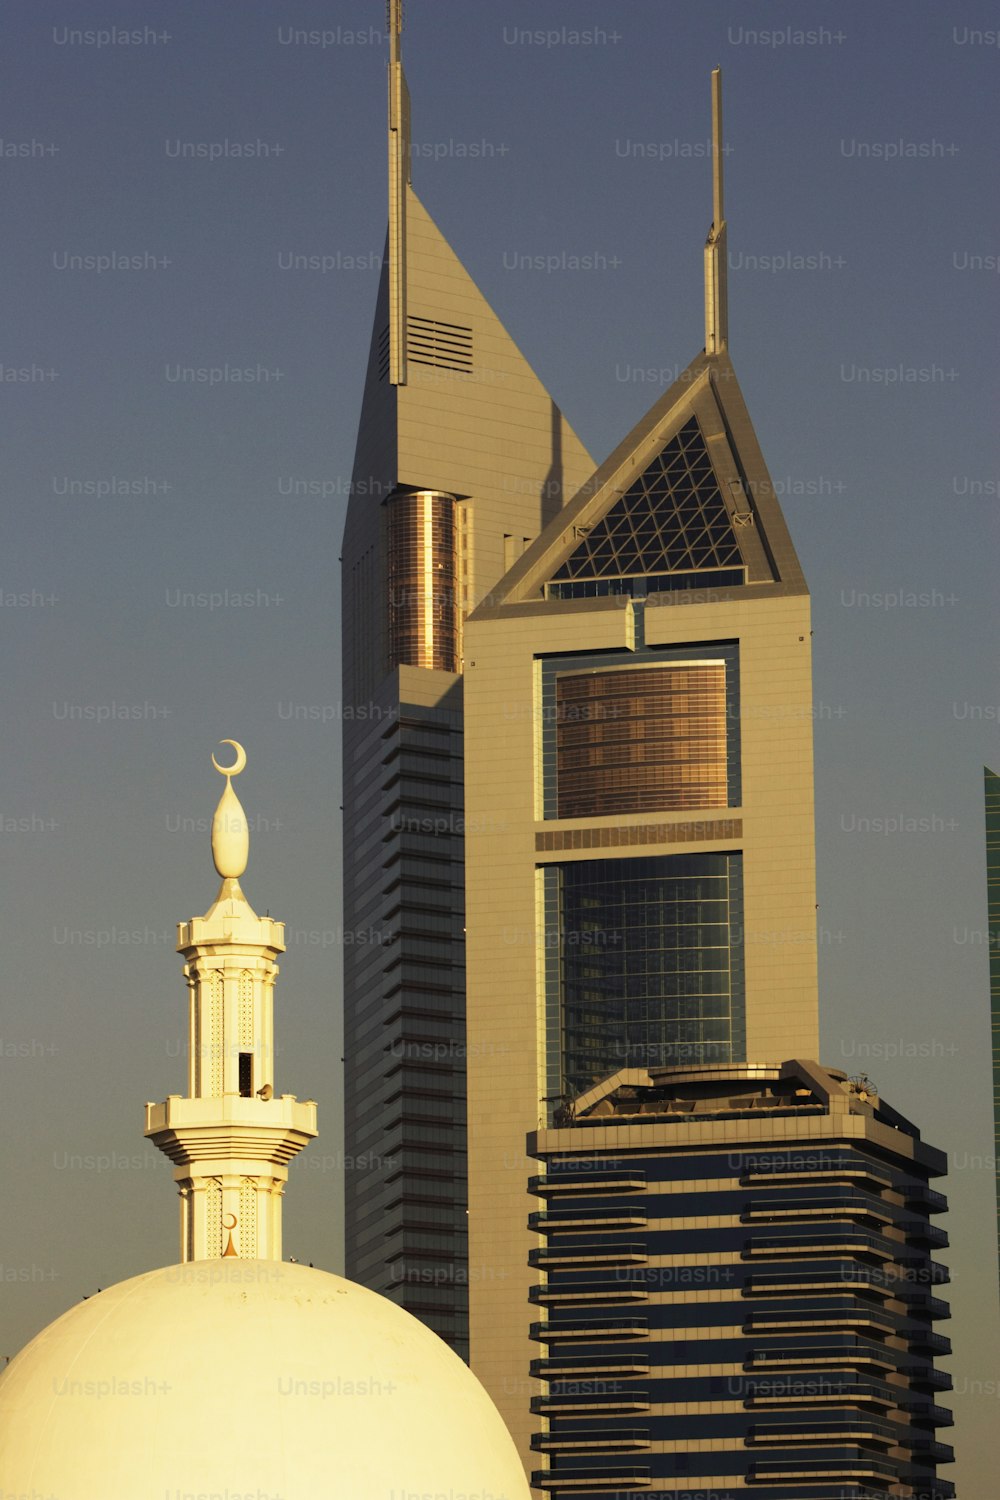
[146,741,317,1262]
[0,1259,530,1499]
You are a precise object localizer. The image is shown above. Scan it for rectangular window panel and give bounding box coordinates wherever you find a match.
[544,853,745,1102]
[555,663,727,818]
[539,642,740,816]
[238,1051,253,1099]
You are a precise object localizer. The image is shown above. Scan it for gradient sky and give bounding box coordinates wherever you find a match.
[1,1,998,1488]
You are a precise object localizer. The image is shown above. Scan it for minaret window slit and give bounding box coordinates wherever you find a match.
[238,1052,253,1098]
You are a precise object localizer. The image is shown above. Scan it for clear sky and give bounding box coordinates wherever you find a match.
[1,0,997,1489]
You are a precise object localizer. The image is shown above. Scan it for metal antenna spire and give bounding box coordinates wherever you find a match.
[388,0,403,62]
[388,0,410,384]
[704,67,729,354]
[712,66,724,231]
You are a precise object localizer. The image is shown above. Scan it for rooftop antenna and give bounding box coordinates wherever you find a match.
[387,0,410,385]
[704,67,728,355]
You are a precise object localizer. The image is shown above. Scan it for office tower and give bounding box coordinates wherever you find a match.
[464,69,817,1450]
[340,2,594,1356]
[986,765,1000,1288]
[529,1062,953,1499]
[461,67,954,1495]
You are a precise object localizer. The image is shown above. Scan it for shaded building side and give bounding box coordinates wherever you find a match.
[528,1063,954,1499]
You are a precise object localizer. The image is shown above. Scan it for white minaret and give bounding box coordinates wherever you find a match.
[145,741,317,1262]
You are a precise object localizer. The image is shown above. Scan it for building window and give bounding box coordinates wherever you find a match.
[238,1052,253,1098]
[548,416,743,585]
[539,642,740,816]
[543,853,745,1102]
[386,490,459,673]
[555,661,728,818]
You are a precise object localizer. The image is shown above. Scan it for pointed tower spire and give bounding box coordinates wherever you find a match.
[145,742,317,1263]
[388,0,410,385]
[704,66,728,354]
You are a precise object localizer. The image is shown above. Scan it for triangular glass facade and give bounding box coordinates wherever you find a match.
[551,416,742,583]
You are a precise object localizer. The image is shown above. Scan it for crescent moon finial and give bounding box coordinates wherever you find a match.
[211,739,247,778]
[210,741,250,879]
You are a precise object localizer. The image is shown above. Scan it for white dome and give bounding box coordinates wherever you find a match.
[0,1260,529,1500]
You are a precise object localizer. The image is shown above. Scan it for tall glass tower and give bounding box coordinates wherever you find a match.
[464,64,817,1432]
[340,2,594,1357]
[985,765,1000,1290]
[339,21,953,1495]
[527,1066,953,1498]
[461,68,954,1495]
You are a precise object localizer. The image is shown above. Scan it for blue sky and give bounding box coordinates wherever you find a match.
[1,2,997,1488]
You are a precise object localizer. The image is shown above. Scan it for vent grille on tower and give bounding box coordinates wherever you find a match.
[407,315,473,373]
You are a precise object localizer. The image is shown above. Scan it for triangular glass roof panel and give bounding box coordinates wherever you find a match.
[551,416,741,583]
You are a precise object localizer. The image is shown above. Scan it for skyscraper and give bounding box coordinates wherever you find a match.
[340,2,594,1356]
[464,66,817,1439]
[340,23,954,1492]
[528,1064,953,1498]
[460,66,953,1493]
[985,765,1000,1289]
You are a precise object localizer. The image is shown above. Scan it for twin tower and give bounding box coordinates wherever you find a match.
[141,9,952,1496]
[341,9,815,1366]
[337,8,953,1496]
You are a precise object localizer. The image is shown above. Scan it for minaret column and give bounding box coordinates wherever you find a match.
[181,932,281,1106]
[145,741,317,1263]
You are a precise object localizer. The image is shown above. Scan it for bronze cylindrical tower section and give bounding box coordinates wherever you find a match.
[386,489,459,672]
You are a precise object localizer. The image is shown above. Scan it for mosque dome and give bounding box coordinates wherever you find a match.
[0,1259,530,1500]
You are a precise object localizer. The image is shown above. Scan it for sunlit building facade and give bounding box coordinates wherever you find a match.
[459,67,955,1499]
[340,4,594,1356]
[985,765,1000,1289]
[339,16,955,1495]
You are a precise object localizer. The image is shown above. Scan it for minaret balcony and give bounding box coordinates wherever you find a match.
[144,1092,317,1166]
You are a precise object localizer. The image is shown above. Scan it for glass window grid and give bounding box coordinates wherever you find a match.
[545,566,747,601]
[540,642,741,818]
[549,416,743,584]
[543,854,745,1106]
[555,664,728,819]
